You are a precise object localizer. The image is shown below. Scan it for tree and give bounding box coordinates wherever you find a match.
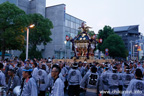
[97,25,115,50]
[0,2,28,60]
[27,13,53,58]
[101,34,128,58]
[87,30,95,37]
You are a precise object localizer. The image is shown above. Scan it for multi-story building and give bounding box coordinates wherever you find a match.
[0,0,46,17]
[44,4,85,59]
[0,0,85,59]
[113,25,141,59]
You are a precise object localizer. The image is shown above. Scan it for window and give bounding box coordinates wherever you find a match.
[71,17,75,22]
[71,22,76,29]
[65,20,71,27]
[65,20,68,26]
[73,23,76,29]
[76,19,79,24]
[66,14,71,20]
[76,24,80,29]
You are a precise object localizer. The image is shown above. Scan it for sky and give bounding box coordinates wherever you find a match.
[46,0,144,34]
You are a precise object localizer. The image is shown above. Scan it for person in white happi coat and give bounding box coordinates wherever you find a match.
[123,69,144,96]
[107,66,120,96]
[67,62,82,96]
[47,64,65,95]
[50,65,64,96]
[20,67,38,96]
[80,65,100,96]
[59,63,68,83]
[32,63,48,96]
[100,64,112,96]
[46,62,52,74]
[0,63,6,86]
[121,66,134,91]
[7,69,20,96]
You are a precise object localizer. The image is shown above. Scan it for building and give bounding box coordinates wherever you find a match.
[0,0,46,17]
[0,0,85,59]
[113,25,141,59]
[44,4,85,59]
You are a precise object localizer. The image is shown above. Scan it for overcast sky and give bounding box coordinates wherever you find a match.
[46,0,144,34]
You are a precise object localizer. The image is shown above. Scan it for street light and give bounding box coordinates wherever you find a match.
[130,40,133,59]
[133,44,138,60]
[64,41,67,59]
[26,24,35,60]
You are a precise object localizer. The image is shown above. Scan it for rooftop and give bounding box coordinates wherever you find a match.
[113,25,139,32]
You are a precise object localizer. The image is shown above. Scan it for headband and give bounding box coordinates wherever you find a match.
[23,69,33,72]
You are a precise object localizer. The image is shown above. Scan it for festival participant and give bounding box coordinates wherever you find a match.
[15,62,23,80]
[13,60,18,68]
[67,62,82,96]
[100,64,112,96]
[59,62,68,90]
[46,62,52,74]
[46,61,51,74]
[80,65,100,96]
[9,61,15,69]
[50,65,64,96]
[121,66,134,91]
[7,69,20,96]
[0,63,6,86]
[129,62,134,73]
[20,67,38,96]
[123,69,144,96]
[107,66,120,96]
[137,62,142,68]
[97,63,103,76]
[47,64,65,95]
[25,60,32,68]
[48,57,52,63]
[82,61,89,77]
[139,63,144,79]
[131,63,137,74]
[78,61,85,76]
[32,62,48,96]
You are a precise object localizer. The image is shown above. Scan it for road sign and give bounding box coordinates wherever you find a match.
[105,52,109,56]
[105,48,109,52]
[99,38,102,43]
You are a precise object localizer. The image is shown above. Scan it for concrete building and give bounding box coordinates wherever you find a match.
[139,36,144,60]
[44,4,85,59]
[0,0,85,59]
[0,0,18,5]
[113,25,141,59]
[0,0,46,17]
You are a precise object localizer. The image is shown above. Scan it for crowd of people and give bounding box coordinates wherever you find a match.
[0,58,143,96]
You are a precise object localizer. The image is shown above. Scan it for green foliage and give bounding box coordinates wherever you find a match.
[19,47,42,61]
[29,47,42,59]
[0,2,29,59]
[88,31,95,37]
[97,25,115,50]
[101,34,128,58]
[27,13,53,47]
[19,52,26,61]
[26,13,53,58]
